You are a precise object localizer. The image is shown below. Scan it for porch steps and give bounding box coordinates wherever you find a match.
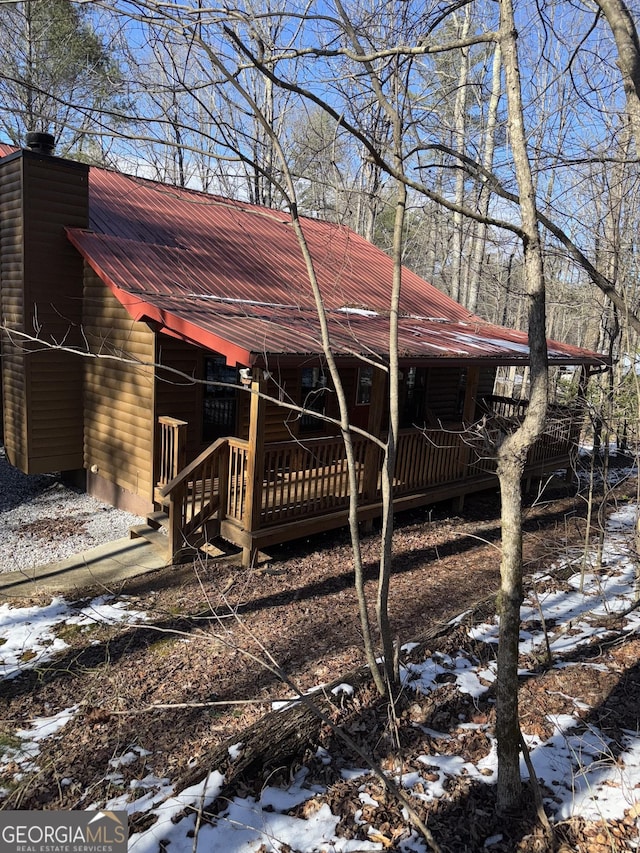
[129,511,244,565]
[129,511,171,563]
[129,524,168,550]
[146,510,170,531]
[199,540,242,560]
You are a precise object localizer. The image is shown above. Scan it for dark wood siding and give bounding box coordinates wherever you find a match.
[477,368,497,415]
[427,366,466,423]
[0,151,88,473]
[83,269,155,500]
[0,156,27,467]
[262,366,303,441]
[155,335,204,465]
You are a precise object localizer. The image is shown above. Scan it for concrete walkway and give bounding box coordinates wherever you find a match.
[0,537,167,598]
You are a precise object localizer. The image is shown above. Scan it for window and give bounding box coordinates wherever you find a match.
[356,366,373,405]
[300,367,327,432]
[400,366,428,428]
[202,355,238,441]
[456,368,468,419]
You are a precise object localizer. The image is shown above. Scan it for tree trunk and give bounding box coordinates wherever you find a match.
[467,41,501,315]
[377,155,406,688]
[450,6,471,304]
[496,0,550,812]
[594,0,640,157]
[496,457,525,809]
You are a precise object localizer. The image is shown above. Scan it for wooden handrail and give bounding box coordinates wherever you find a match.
[159,436,247,561]
[157,416,188,486]
[158,436,243,498]
[156,407,582,563]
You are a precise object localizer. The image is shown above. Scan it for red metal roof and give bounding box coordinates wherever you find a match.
[0,143,604,367]
[83,167,475,320]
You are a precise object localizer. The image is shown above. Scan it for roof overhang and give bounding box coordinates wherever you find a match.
[67,227,608,370]
[67,228,253,366]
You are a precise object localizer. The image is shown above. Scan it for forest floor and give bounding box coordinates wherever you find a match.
[0,458,638,852]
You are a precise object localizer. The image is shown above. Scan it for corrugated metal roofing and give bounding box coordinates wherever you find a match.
[0,143,605,367]
[64,227,603,366]
[84,167,474,321]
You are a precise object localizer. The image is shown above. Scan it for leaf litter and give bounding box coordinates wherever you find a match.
[0,474,638,850]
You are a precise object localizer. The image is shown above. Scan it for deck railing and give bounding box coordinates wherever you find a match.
[260,435,369,525]
[157,437,229,557]
[483,394,529,420]
[482,395,582,470]
[394,429,469,493]
[226,438,250,523]
[157,416,188,487]
[157,396,582,559]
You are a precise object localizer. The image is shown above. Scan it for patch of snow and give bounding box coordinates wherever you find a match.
[128,767,379,853]
[128,771,225,852]
[272,698,299,711]
[331,682,355,696]
[359,791,379,807]
[1,706,78,775]
[100,774,174,817]
[3,483,640,849]
[0,595,147,679]
[0,597,71,678]
[227,742,244,761]
[337,306,379,317]
[109,746,150,769]
[523,714,640,823]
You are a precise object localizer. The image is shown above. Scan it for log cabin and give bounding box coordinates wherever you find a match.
[0,137,606,566]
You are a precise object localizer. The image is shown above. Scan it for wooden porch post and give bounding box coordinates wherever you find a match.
[157,416,188,487]
[361,365,386,532]
[454,367,481,511]
[242,374,266,567]
[168,482,186,563]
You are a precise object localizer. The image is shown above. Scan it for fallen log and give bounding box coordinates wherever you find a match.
[129,584,513,838]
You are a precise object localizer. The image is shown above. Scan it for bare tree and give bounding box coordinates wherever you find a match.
[594,0,640,158]
[12,0,640,824]
[0,0,123,157]
[492,0,550,811]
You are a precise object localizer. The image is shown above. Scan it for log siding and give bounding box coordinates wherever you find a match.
[0,152,89,472]
[83,269,155,503]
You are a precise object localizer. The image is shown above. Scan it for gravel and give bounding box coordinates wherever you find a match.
[0,446,144,574]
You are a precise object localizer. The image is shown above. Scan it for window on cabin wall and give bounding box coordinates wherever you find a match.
[456,368,468,419]
[356,365,373,405]
[300,366,327,432]
[202,355,238,441]
[400,366,428,428]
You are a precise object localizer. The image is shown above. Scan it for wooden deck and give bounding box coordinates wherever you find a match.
[155,395,581,565]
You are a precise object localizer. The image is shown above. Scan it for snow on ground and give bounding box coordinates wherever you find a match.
[0,446,638,849]
[0,446,144,573]
[0,500,638,850]
[0,594,148,679]
[0,595,148,796]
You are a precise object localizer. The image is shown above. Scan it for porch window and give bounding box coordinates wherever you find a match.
[202,355,238,441]
[400,366,427,428]
[300,367,327,432]
[456,368,468,419]
[356,366,373,405]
